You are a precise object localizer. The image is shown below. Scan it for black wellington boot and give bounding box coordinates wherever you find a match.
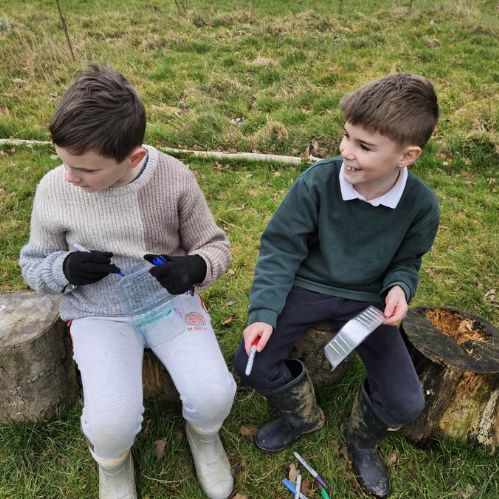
[255,359,325,452]
[341,382,391,497]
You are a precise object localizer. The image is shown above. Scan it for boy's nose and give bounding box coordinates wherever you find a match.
[65,169,82,185]
[340,140,354,160]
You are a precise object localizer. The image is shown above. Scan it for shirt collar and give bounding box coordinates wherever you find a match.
[339,162,408,208]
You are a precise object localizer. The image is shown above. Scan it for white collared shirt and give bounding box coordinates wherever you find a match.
[339,162,408,208]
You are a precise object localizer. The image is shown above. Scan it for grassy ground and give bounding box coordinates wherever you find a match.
[0,0,498,498]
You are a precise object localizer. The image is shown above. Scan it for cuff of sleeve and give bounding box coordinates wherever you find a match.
[52,252,74,293]
[380,282,411,302]
[248,309,278,328]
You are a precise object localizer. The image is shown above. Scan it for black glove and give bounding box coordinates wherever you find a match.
[144,254,207,295]
[63,250,121,286]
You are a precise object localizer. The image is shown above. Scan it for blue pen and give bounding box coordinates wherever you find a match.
[73,243,124,277]
[150,255,194,296]
[282,478,308,499]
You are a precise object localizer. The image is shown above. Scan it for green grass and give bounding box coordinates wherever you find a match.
[1,144,497,498]
[0,0,498,157]
[0,0,498,498]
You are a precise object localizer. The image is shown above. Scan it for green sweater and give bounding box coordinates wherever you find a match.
[249,157,440,327]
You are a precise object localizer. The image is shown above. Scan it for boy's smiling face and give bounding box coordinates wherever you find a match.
[339,122,421,200]
[55,146,146,193]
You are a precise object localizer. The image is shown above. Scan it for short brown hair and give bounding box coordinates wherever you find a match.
[340,73,438,148]
[50,64,146,162]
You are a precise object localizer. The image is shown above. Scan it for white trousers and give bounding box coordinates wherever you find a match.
[70,294,236,459]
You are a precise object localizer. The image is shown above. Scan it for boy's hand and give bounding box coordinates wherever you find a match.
[243,322,273,354]
[383,285,408,325]
[63,250,120,285]
[144,254,207,295]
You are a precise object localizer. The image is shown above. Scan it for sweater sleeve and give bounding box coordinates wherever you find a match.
[381,199,440,302]
[19,181,72,294]
[177,171,231,288]
[248,175,318,327]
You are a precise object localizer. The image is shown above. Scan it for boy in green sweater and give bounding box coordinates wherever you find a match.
[234,73,440,497]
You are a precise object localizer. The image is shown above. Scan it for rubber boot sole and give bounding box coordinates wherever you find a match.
[255,408,325,453]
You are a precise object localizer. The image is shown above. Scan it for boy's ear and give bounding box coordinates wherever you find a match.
[399,145,422,167]
[128,146,147,166]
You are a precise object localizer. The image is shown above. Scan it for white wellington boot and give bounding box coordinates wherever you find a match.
[89,447,137,499]
[186,422,234,499]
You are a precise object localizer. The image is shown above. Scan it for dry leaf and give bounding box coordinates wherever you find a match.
[407,457,415,473]
[424,267,438,279]
[456,483,477,498]
[386,452,398,466]
[300,477,312,495]
[154,438,167,460]
[174,429,184,444]
[220,300,236,311]
[231,494,248,499]
[484,289,496,302]
[287,462,298,482]
[239,425,258,439]
[221,316,234,325]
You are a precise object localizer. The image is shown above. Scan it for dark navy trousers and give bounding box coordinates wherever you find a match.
[234,286,424,427]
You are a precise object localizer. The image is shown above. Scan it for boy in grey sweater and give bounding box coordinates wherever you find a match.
[20,64,235,499]
[234,73,440,498]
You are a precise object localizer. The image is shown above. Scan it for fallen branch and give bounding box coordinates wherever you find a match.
[0,139,319,165]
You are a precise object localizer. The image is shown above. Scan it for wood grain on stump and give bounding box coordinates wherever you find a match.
[401,307,498,452]
[0,291,79,422]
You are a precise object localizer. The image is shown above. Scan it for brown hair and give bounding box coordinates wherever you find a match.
[340,73,438,148]
[49,64,146,162]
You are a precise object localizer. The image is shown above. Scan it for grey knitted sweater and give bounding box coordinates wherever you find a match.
[19,146,231,320]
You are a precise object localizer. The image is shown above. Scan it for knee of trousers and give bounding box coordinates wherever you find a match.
[233,342,287,396]
[81,405,143,459]
[383,386,425,426]
[183,374,236,430]
[233,342,268,390]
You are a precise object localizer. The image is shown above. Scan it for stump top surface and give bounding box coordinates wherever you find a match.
[402,307,499,373]
[0,291,61,348]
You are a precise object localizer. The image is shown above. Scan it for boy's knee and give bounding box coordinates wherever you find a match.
[82,405,143,458]
[401,389,425,424]
[386,387,425,426]
[233,342,249,378]
[184,375,236,426]
[233,342,269,391]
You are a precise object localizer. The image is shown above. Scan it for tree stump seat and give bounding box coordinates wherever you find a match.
[0,291,78,421]
[401,306,498,452]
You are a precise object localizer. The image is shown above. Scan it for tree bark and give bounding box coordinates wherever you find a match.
[0,291,79,422]
[290,319,354,386]
[401,307,498,452]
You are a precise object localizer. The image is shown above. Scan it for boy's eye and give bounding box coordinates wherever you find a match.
[360,144,371,151]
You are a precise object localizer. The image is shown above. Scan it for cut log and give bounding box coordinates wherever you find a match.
[290,320,353,386]
[143,349,179,400]
[401,307,498,452]
[0,291,79,422]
